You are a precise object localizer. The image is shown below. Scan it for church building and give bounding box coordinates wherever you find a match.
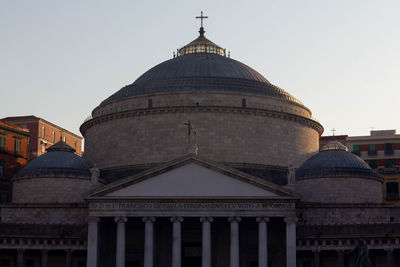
[0,14,399,267]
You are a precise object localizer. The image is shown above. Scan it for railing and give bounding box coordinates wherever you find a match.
[386,193,399,200]
[385,149,394,155]
[368,150,377,156]
[352,150,360,156]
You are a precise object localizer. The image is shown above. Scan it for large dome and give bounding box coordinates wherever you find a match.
[101,53,301,106]
[81,26,322,177]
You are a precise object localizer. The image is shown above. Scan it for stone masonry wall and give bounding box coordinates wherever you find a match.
[91,92,312,119]
[298,205,398,225]
[296,177,382,203]
[83,109,320,170]
[12,176,93,203]
[0,206,87,224]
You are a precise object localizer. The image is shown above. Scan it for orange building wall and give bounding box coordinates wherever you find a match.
[2,116,82,160]
[0,121,30,203]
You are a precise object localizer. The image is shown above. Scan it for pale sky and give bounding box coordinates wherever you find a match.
[1,0,399,138]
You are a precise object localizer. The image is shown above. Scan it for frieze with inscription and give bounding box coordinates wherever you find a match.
[89,201,295,211]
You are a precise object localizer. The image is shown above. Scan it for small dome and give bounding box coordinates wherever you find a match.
[296,148,379,179]
[296,140,383,203]
[320,140,348,151]
[178,27,225,56]
[16,141,90,177]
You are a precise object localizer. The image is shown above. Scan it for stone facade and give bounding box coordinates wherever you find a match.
[83,102,321,170]
[0,204,88,225]
[3,25,400,267]
[12,175,94,203]
[296,176,383,203]
[298,204,399,225]
[91,92,312,119]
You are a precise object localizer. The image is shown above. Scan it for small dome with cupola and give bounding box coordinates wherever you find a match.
[295,140,383,203]
[12,141,98,203]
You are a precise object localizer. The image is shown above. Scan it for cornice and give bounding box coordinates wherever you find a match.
[80,106,323,135]
[296,173,384,182]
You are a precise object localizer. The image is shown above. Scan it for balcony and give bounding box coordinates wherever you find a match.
[385,149,394,155]
[368,150,377,156]
[352,150,360,156]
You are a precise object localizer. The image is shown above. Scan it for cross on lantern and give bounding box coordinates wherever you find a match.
[331,128,336,137]
[196,11,208,28]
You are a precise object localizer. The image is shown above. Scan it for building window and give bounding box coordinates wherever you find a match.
[14,139,21,156]
[242,98,246,107]
[385,143,394,155]
[368,144,377,155]
[386,159,393,168]
[0,189,9,203]
[369,160,377,168]
[352,144,360,155]
[52,131,55,143]
[386,182,399,200]
[63,136,66,142]
[74,141,77,150]
[0,160,5,177]
[42,126,46,138]
[148,99,153,108]
[0,135,5,151]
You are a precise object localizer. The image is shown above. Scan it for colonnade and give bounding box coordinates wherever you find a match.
[86,216,297,267]
[14,249,74,267]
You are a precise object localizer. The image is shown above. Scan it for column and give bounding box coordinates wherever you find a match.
[170,217,184,267]
[200,217,213,267]
[115,216,128,267]
[337,250,344,267]
[65,250,73,267]
[17,249,24,267]
[86,217,100,267]
[143,217,155,267]
[256,217,269,267]
[228,217,241,267]
[41,250,48,267]
[313,249,320,267]
[284,217,298,267]
[386,248,394,267]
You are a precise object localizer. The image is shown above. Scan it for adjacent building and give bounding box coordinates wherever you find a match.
[0,120,30,203]
[1,116,83,161]
[320,130,400,205]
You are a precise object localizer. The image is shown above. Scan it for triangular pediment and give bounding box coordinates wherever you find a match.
[87,155,299,199]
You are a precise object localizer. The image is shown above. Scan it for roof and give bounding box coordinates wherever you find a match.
[2,116,82,139]
[296,142,380,179]
[15,141,90,178]
[101,53,302,105]
[0,120,30,136]
[178,27,225,56]
[87,153,300,199]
